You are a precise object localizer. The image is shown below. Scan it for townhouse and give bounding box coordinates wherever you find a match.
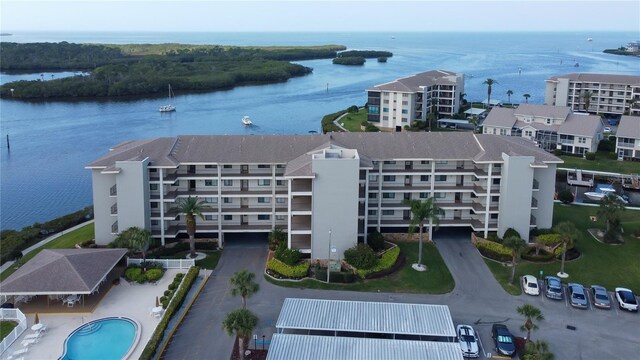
[367,70,464,131]
[482,104,604,154]
[615,115,640,160]
[87,132,561,260]
[544,73,640,116]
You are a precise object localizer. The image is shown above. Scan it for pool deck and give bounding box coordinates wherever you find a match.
[1,269,185,360]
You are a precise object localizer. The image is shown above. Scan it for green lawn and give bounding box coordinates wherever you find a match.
[0,321,18,340]
[487,203,640,295]
[337,108,367,132]
[266,242,454,294]
[559,151,640,174]
[0,223,95,282]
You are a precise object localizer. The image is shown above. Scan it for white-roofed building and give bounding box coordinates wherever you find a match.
[615,115,640,160]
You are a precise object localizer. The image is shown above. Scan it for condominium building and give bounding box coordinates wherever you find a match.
[544,73,640,116]
[367,70,464,131]
[615,115,640,160]
[483,104,604,154]
[87,132,561,259]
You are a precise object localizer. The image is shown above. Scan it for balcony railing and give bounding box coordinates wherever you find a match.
[111,221,119,234]
[110,203,118,215]
[110,185,117,196]
[533,179,539,190]
[531,198,538,208]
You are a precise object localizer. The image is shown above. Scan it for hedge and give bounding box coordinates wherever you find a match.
[536,234,561,246]
[344,244,377,270]
[476,240,512,262]
[139,266,200,360]
[266,258,310,279]
[355,246,401,279]
[145,269,164,282]
[314,269,358,283]
[522,248,555,262]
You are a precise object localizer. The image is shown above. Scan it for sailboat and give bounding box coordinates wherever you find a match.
[241,116,253,126]
[159,84,176,112]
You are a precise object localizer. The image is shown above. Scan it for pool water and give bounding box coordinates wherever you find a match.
[60,317,137,360]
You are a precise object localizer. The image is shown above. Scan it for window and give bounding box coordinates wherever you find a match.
[419,192,429,198]
[421,160,429,164]
[368,193,377,199]
[149,168,157,173]
[258,179,271,186]
[205,179,218,186]
[223,180,233,186]
[224,215,233,221]
[383,175,396,182]
[276,164,285,168]
[492,178,501,185]
[370,105,381,113]
[546,119,552,125]
[436,160,448,164]
[205,215,217,221]
[150,184,158,191]
[490,214,499,219]
[383,161,396,165]
[435,175,447,182]
[420,175,430,182]
[151,220,159,226]
[578,137,586,144]
[500,129,508,135]
[434,193,446,199]
[382,210,394,216]
[258,197,271,203]
[223,197,232,204]
[276,215,286,221]
[492,196,499,203]
[383,116,389,120]
[368,209,377,216]
[383,107,389,112]
[402,93,408,98]
[205,197,218,204]
[204,165,216,169]
[382,192,395,199]
[150,202,158,208]
[402,117,408,123]
[276,180,285,186]
[402,101,408,105]
[258,165,270,169]
[276,198,286,204]
[258,215,270,220]
[524,130,532,137]
[223,165,233,169]
[401,109,408,114]
[369,174,378,182]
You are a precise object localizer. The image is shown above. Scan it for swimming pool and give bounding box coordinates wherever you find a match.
[59,317,140,360]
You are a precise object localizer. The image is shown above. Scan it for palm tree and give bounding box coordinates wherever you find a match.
[174,196,206,258]
[553,221,579,276]
[582,91,593,111]
[230,270,260,309]
[523,93,531,103]
[483,78,498,107]
[403,198,440,271]
[506,89,513,104]
[597,194,625,233]
[503,235,527,284]
[523,340,554,360]
[517,304,544,341]
[222,309,258,360]
[128,227,153,270]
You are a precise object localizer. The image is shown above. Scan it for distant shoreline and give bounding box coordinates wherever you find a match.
[603,48,640,57]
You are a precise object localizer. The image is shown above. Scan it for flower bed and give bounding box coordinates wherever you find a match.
[355,246,401,279]
[475,240,512,262]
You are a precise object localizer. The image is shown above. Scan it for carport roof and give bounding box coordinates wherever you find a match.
[266,334,463,360]
[0,248,127,296]
[275,298,456,337]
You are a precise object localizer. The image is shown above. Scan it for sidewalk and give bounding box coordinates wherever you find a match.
[21,220,94,255]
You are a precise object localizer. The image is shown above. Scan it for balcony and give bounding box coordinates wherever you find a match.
[530,215,537,226]
[110,203,118,215]
[291,234,311,253]
[531,198,538,208]
[291,216,311,231]
[111,221,118,234]
[109,185,117,197]
[291,197,312,212]
[291,180,312,193]
[532,179,539,190]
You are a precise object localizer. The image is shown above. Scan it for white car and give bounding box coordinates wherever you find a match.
[456,324,480,358]
[603,127,612,133]
[522,275,540,296]
[615,287,638,312]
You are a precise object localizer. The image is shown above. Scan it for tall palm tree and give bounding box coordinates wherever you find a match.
[523,93,531,103]
[597,194,625,233]
[517,304,544,341]
[174,196,206,258]
[553,221,579,276]
[503,235,527,284]
[403,198,440,271]
[222,309,258,360]
[523,340,554,360]
[128,227,153,270]
[483,78,498,107]
[581,91,593,111]
[230,270,260,309]
[506,89,513,104]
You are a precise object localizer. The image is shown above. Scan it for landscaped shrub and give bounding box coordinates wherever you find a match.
[168,283,177,291]
[585,152,596,160]
[355,246,401,279]
[347,105,359,113]
[503,228,521,240]
[140,266,200,360]
[536,234,561,246]
[195,241,218,251]
[125,267,142,282]
[633,227,640,238]
[368,231,386,251]
[521,248,555,262]
[476,240,512,262]
[557,189,574,204]
[144,268,163,282]
[365,124,380,132]
[268,227,287,251]
[266,258,309,279]
[141,261,164,270]
[274,242,301,266]
[164,290,172,297]
[344,244,377,270]
[149,242,189,257]
[321,110,346,133]
[314,268,357,283]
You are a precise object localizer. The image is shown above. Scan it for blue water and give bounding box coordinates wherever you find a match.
[1,31,639,230]
[60,318,136,360]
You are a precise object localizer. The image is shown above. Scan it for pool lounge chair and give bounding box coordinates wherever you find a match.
[21,338,38,347]
[12,347,28,356]
[24,332,42,340]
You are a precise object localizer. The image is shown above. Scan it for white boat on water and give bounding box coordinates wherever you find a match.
[242,116,252,126]
[159,84,176,113]
[584,185,628,203]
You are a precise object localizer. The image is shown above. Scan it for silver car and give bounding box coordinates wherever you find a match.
[568,283,588,309]
[590,285,611,309]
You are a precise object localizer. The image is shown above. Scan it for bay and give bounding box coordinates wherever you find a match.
[1,31,638,230]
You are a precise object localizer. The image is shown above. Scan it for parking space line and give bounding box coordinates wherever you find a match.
[613,294,620,315]
[564,286,570,308]
[476,333,488,359]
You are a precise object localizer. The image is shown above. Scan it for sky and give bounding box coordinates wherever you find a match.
[1,0,639,33]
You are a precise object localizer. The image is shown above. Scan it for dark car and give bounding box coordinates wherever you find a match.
[544,276,563,300]
[491,324,515,357]
[590,285,611,309]
[568,283,588,309]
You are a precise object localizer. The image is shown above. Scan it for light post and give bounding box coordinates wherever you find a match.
[253,334,257,350]
[326,229,332,283]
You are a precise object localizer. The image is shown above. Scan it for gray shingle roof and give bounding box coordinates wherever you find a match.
[514,104,571,119]
[558,114,603,137]
[483,107,517,128]
[371,70,460,92]
[0,249,127,295]
[547,73,640,85]
[87,132,561,170]
[617,115,640,139]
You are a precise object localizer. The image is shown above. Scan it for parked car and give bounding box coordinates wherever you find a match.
[590,285,611,309]
[456,324,480,358]
[544,276,563,300]
[615,287,639,312]
[568,283,589,309]
[522,275,540,296]
[603,126,612,133]
[491,324,515,357]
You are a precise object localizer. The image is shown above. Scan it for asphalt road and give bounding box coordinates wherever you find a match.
[163,231,640,359]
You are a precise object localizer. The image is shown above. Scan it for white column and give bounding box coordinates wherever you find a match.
[159,168,165,246]
[376,164,382,231]
[287,179,292,249]
[429,161,436,241]
[272,166,276,228]
[484,164,493,238]
[217,165,223,248]
[363,169,369,244]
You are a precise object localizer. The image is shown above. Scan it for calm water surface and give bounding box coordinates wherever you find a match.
[1,31,638,230]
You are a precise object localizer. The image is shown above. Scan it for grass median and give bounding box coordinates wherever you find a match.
[266,241,454,294]
[559,151,640,174]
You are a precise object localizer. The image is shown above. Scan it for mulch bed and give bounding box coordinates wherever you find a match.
[230,336,268,360]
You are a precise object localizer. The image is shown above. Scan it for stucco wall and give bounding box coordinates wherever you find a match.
[498,154,535,241]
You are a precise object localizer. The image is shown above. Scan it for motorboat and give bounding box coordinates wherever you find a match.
[584,185,628,203]
[242,116,253,126]
[159,84,176,112]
